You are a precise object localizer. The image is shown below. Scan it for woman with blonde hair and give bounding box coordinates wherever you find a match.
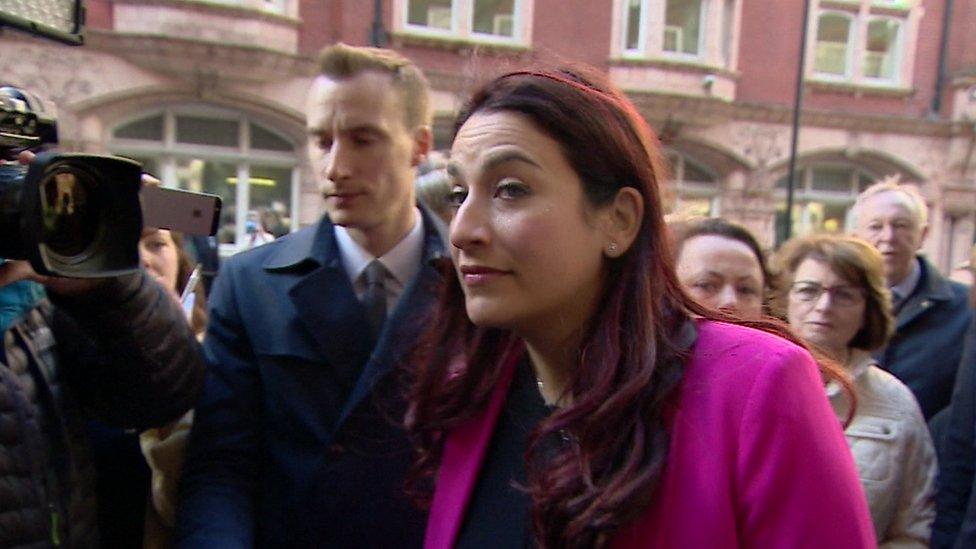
[777,234,936,546]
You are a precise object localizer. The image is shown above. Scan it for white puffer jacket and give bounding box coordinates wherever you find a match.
[828,350,937,548]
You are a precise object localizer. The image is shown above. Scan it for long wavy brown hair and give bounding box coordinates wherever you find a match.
[404,67,852,548]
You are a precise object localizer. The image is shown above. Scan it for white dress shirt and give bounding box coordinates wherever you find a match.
[334,208,425,313]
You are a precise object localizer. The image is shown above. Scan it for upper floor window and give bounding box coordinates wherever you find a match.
[813,12,853,77]
[192,0,289,15]
[663,0,705,56]
[864,18,900,81]
[400,0,526,44]
[618,0,737,69]
[810,1,914,87]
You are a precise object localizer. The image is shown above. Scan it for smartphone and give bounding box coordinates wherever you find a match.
[140,186,222,236]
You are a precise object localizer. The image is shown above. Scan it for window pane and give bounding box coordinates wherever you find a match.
[810,167,854,193]
[804,201,849,234]
[407,0,453,30]
[472,0,514,37]
[857,172,874,192]
[864,19,899,79]
[664,0,702,55]
[118,155,160,179]
[114,115,164,141]
[814,14,851,75]
[625,0,642,51]
[674,196,712,217]
[683,160,715,183]
[247,165,293,238]
[174,158,238,243]
[176,116,239,147]
[250,123,293,152]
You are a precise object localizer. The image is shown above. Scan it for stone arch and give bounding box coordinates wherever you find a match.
[767,148,926,183]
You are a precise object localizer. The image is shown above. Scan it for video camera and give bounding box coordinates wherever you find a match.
[0,85,220,278]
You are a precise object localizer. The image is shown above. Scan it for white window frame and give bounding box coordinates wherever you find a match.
[622,0,649,56]
[660,0,708,60]
[399,0,527,45]
[108,106,300,255]
[190,0,292,16]
[808,1,913,89]
[862,16,902,85]
[615,0,739,70]
[812,11,855,80]
[667,151,720,216]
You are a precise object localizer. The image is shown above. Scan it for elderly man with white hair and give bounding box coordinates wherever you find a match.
[850,179,972,423]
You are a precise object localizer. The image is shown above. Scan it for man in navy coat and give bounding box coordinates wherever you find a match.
[851,180,972,422]
[177,43,445,547]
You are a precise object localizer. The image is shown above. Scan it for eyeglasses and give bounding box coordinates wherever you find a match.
[789,281,865,307]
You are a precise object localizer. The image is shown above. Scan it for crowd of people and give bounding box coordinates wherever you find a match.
[1,41,975,548]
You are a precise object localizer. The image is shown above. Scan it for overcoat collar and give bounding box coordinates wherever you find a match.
[897,256,957,329]
[262,205,450,429]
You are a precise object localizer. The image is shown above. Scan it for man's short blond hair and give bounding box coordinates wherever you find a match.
[317,43,432,130]
[850,175,929,228]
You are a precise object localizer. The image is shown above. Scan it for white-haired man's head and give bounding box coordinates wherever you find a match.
[849,175,929,287]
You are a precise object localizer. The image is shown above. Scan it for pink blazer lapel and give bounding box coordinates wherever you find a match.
[424,341,524,549]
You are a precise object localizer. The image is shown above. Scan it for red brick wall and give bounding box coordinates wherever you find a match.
[736,0,804,106]
[84,0,113,30]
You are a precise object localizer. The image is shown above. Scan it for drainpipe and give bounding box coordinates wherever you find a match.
[370,0,386,47]
[931,0,954,116]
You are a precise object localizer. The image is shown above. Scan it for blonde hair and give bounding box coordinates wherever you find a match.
[317,42,432,130]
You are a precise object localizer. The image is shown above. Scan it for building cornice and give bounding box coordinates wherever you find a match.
[421,68,969,138]
[84,29,317,83]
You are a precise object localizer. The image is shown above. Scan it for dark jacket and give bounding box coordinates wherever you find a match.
[178,211,447,548]
[933,317,976,549]
[876,256,972,421]
[0,271,205,548]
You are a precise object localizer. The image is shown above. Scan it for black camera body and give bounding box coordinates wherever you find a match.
[1,85,144,277]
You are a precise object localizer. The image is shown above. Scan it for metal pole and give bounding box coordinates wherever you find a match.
[783,0,812,245]
[370,0,386,47]
[931,0,954,116]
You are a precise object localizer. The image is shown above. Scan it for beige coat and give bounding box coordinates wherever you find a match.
[828,351,937,548]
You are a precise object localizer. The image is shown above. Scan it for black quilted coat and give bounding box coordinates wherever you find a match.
[0,271,205,547]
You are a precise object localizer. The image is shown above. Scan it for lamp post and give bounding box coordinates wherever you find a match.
[782,0,813,245]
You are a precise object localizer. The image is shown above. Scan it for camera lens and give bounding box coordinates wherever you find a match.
[37,164,100,258]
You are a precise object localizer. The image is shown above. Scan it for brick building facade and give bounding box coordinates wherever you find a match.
[1,0,973,270]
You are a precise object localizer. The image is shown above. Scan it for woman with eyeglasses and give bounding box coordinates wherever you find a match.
[777,234,937,547]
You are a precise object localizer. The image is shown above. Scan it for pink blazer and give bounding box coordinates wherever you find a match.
[425,321,876,548]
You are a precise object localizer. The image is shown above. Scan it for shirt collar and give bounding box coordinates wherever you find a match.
[334,208,425,286]
[890,257,921,301]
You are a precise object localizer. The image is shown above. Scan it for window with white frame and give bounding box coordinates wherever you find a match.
[811,2,911,86]
[110,109,299,252]
[624,0,644,53]
[192,0,289,15]
[402,0,522,43]
[619,0,735,67]
[774,165,877,242]
[667,151,720,217]
[663,0,705,56]
[864,18,900,80]
[813,12,853,77]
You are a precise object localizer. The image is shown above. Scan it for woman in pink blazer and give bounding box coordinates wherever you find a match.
[405,67,874,548]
